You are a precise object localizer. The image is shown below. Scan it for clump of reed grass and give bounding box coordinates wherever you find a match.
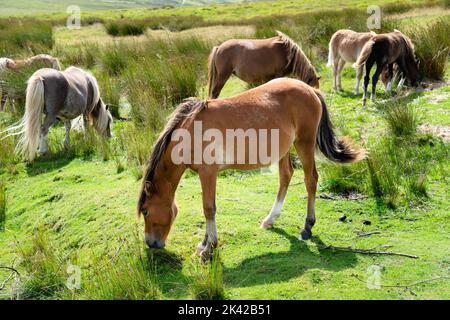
[409,19,450,80]
[105,21,145,37]
[0,19,53,56]
[79,233,160,300]
[16,225,68,299]
[383,100,418,137]
[189,250,225,300]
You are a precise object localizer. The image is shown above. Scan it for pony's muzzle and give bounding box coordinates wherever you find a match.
[145,234,165,249]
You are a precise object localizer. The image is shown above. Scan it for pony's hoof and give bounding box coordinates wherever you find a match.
[299,229,312,241]
[200,249,213,263]
[260,220,273,229]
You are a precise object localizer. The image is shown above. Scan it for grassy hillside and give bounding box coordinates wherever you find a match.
[0,0,260,16]
[2,0,440,19]
[0,0,449,300]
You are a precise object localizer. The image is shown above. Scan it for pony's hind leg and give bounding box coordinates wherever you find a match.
[39,114,57,156]
[64,120,71,150]
[332,57,340,91]
[295,141,318,241]
[354,65,364,95]
[261,154,294,229]
[371,62,385,102]
[336,59,345,91]
[197,167,218,261]
[0,92,6,112]
[363,57,375,106]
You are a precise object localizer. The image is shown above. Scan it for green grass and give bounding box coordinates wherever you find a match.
[0,0,449,300]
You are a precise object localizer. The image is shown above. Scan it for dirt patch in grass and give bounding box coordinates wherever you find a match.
[419,124,450,142]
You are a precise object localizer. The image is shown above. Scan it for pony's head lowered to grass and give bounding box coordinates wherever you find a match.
[137,98,205,249]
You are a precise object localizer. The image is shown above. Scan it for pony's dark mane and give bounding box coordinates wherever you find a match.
[276,31,317,84]
[138,97,206,214]
[396,31,418,80]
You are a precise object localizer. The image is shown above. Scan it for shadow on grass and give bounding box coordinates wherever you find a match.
[224,228,357,288]
[145,248,190,298]
[25,156,75,176]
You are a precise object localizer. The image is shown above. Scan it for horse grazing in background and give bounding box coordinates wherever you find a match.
[0,54,61,113]
[137,78,365,260]
[327,29,380,94]
[2,66,112,162]
[207,31,320,99]
[353,30,420,106]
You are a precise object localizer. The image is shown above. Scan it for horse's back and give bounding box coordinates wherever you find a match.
[216,37,287,82]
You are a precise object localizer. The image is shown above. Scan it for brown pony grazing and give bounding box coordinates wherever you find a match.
[207,31,320,99]
[354,30,420,106]
[0,54,61,112]
[137,78,365,260]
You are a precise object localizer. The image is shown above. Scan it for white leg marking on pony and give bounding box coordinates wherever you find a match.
[397,77,406,95]
[386,81,392,93]
[261,198,285,229]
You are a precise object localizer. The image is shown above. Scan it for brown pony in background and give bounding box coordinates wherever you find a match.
[137,78,365,260]
[207,31,320,98]
[0,54,61,112]
[354,30,420,105]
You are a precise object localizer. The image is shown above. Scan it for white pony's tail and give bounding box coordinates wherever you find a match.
[327,39,334,67]
[5,75,45,161]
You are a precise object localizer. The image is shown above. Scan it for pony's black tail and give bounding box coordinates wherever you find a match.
[315,91,366,163]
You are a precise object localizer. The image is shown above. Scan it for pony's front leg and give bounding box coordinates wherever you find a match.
[386,64,394,94]
[197,168,218,261]
[397,77,406,95]
[64,120,71,150]
[261,155,293,229]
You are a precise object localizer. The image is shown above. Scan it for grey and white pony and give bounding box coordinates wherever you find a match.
[0,54,61,112]
[3,66,112,161]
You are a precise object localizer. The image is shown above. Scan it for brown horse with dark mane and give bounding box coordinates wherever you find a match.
[137,78,365,260]
[354,29,420,105]
[207,31,320,98]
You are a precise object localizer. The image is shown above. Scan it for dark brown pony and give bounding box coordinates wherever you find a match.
[354,30,420,106]
[137,78,364,260]
[207,31,320,98]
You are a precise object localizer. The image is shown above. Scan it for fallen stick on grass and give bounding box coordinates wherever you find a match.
[320,245,419,259]
[0,266,20,291]
[352,274,449,288]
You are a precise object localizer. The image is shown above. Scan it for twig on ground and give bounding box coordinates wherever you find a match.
[352,274,449,288]
[355,231,382,238]
[320,245,419,259]
[0,266,20,291]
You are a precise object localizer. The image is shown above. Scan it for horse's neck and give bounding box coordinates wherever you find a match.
[155,154,186,198]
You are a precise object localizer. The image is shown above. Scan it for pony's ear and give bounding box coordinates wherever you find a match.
[105,104,109,111]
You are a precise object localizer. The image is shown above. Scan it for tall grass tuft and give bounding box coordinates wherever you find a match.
[0,19,53,56]
[80,233,160,300]
[383,100,418,137]
[409,19,450,80]
[105,20,145,37]
[189,250,225,300]
[16,226,67,299]
[0,181,5,231]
